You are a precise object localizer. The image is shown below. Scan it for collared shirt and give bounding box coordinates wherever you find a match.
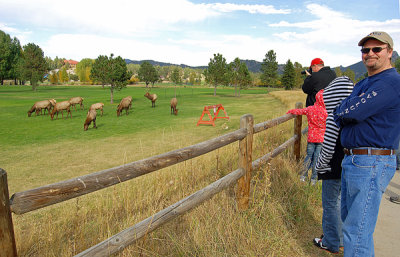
[333,68,400,149]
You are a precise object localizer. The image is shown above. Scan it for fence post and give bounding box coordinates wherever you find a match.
[236,114,254,211]
[0,168,17,257]
[293,102,303,161]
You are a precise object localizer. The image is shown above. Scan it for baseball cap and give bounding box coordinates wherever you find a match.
[311,58,324,66]
[358,31,393,48]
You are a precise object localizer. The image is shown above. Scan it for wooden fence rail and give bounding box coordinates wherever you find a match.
[0,103,304,257]
[76,127,308,257]
[10,129,247,215]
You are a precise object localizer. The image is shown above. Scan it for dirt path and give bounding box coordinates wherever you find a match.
[374,169,400,256]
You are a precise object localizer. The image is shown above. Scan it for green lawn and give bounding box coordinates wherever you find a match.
[0,84,288,194]
[0,85,276,147]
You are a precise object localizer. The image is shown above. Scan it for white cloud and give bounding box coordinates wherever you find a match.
[205,3,291,14]
[267,3,400,66]
[270,3,400,46]
[0,0,220,36]
[0,1,292,37]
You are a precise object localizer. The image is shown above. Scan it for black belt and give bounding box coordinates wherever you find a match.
[344,148,395,156]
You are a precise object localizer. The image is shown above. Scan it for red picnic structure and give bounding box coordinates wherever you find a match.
[196,104,230,126]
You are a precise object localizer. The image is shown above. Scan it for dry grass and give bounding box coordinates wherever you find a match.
[5,90,338,257]
[269,89,307,109]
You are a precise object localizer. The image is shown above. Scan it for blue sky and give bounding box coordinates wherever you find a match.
[0,0,399,68]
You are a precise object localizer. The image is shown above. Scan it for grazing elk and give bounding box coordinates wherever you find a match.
[28,100,52,117]
[50,101,72,120]
[48,99,57,112]
[69,97,84,110]
[117,96,132,116]
[170,97,178,115]
[144,92,157,108]
[90,103,104,116]
[84,109,97,131]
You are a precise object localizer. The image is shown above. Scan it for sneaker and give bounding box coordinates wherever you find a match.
[390,195,400,204]
[319,234,344,250]
[313,237,339,254]
[300,176,306,182]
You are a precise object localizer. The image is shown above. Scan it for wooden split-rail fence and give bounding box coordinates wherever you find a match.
[0,103,307,257]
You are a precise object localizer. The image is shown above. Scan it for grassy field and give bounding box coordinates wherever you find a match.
[0,85,337,256]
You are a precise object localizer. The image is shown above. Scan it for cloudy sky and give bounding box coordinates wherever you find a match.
[1,0,399,68]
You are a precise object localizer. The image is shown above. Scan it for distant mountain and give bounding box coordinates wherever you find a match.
[125,51,398,79]
[125,58,273,73]
[125,59,207,70]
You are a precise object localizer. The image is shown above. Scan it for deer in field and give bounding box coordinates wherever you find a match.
[69,97,84,111]
[117,96,132,116]
[84,109,97,131]
[144,92,157,108]
[90,103,104,116]
[170,97,178,115]
[50,101,72,120]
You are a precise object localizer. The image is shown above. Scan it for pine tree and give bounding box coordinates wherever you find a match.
[281,59,295,90]
[260,50,278,86]
[293,62,304,88]
[20,43,47,91]
[171,67,182,85]
[204,53,228,96]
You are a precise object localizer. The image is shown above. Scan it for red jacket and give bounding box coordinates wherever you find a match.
[287,90,327,143]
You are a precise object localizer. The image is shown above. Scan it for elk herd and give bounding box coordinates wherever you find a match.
[27,92,178,131]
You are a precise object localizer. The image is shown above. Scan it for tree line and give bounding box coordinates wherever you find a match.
[4,29,389,97]
[0,30,47,90]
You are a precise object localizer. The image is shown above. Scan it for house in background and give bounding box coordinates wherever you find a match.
[63,59,78,70]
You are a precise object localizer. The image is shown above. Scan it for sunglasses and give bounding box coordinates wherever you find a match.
[360,47,387,54]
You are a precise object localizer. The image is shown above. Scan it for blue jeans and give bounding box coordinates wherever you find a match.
[341,153,396,257]
[396,144,400,169]
[322,179,343,252]
[301,142,322,180]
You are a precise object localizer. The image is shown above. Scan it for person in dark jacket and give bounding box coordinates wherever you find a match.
[302,58,336,107]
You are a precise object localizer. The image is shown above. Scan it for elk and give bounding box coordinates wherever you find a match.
[90,103,104,116]
[69,97,84,110]
[144,92,157,108]
[50,101,72,120]
[84,109,97,131]
[170,97,178,115]
[117,96,132,116]
[27,100,52,117]
[48,99,57,112]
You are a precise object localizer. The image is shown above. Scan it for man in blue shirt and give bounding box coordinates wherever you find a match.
[333,31,400,256]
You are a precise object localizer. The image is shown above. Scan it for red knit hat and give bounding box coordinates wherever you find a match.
[311,58,324,66]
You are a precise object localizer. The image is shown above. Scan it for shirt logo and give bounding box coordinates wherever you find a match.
[337,91,377,116]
